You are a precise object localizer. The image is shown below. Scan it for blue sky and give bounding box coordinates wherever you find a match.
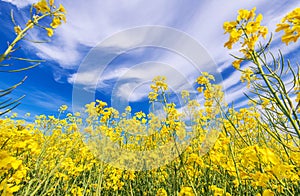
[0,0,300,119]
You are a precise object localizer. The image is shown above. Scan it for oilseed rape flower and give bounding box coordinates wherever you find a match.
[32,0,67,38]
[59,104,68,111]
[240,68,255,88]
[13,26,22,35]
[45,27,54,37]
[50,17,62,28]
[181,90,190,97]
[34,0,50,14]
[58,4,67,13]
[148,91,159,101]
[262,189,275,196]
[156,188,168,196]
[178,186,195,196]
[276,8,300,45]
[224,7,268,67]
[224,7,265,44]
[0,75,300,195]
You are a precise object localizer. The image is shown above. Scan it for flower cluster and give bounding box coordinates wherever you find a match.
[276,8,300,45]
[1,73,299,195]
[223,7,268,55]
[24,0,66,37]
[148,76,168,102]
[223,7,270,89]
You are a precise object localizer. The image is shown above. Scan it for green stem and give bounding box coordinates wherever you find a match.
[1,13,50,62]
[251,52,300,140]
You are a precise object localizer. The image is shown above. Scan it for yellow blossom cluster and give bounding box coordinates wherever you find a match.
[1,73,299,195]
[240,67,256,88]
[223,7,268,74]
[223,7,268,55]
[196,72,224,117]
[148,76,168,102]
[276,8,300,45]
[21,0,67,37]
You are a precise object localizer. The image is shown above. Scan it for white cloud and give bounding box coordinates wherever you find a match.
[111,62,197,101]
[7,0,300,70]
[70,44,213,102]
[24,88,69,110]
[2,0,37,8]
[68,67,130,89]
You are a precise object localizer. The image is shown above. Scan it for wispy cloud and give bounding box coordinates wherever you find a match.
[10,86,71,115]
[2,0,38,8]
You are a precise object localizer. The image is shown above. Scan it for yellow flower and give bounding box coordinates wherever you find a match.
[45,27,54,37]
[14,26,22,35]
[59,104,68,112]
[261,98,270,109]
[85,102,97,116]
[50,17,62,28]
[232,59,242,69]
[209,185,224,196]
[49,0,54,6]
[262,189,274,196]
[58,4,66,13]
[152,76,168,91]
[237,7,256,21]
[156,188,168,196]
[0,180,21,195]
[271,164,295,180]
[240,68,255,88]
[223,21,237,33]
[96,100,108,107]
[281,30,298,45]
[71,186,83,196]
[197,86,203,93]
[296,92,300,103]
[53,12,67,23]
[181,90,190,99]
[259,26,268,39]
[34,0,50,13]
[148,91,159,101]
[178,187,195,196]
[255,13,263,23]
[141,118,147,124]
[26,20,34,28]
[251,172,270,187]
[225,28,243,48]
[275,23,290,32]
[275,8,300,45]
[125,106,131,112]
[224,7,268,53]
[259,147,278,165]
[135,111,146,119]
[196,76,209,85]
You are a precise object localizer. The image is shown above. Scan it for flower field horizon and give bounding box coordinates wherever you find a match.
[0,1,300,195]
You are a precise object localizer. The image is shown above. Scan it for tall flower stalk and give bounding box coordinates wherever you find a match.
[0,0,66,115]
